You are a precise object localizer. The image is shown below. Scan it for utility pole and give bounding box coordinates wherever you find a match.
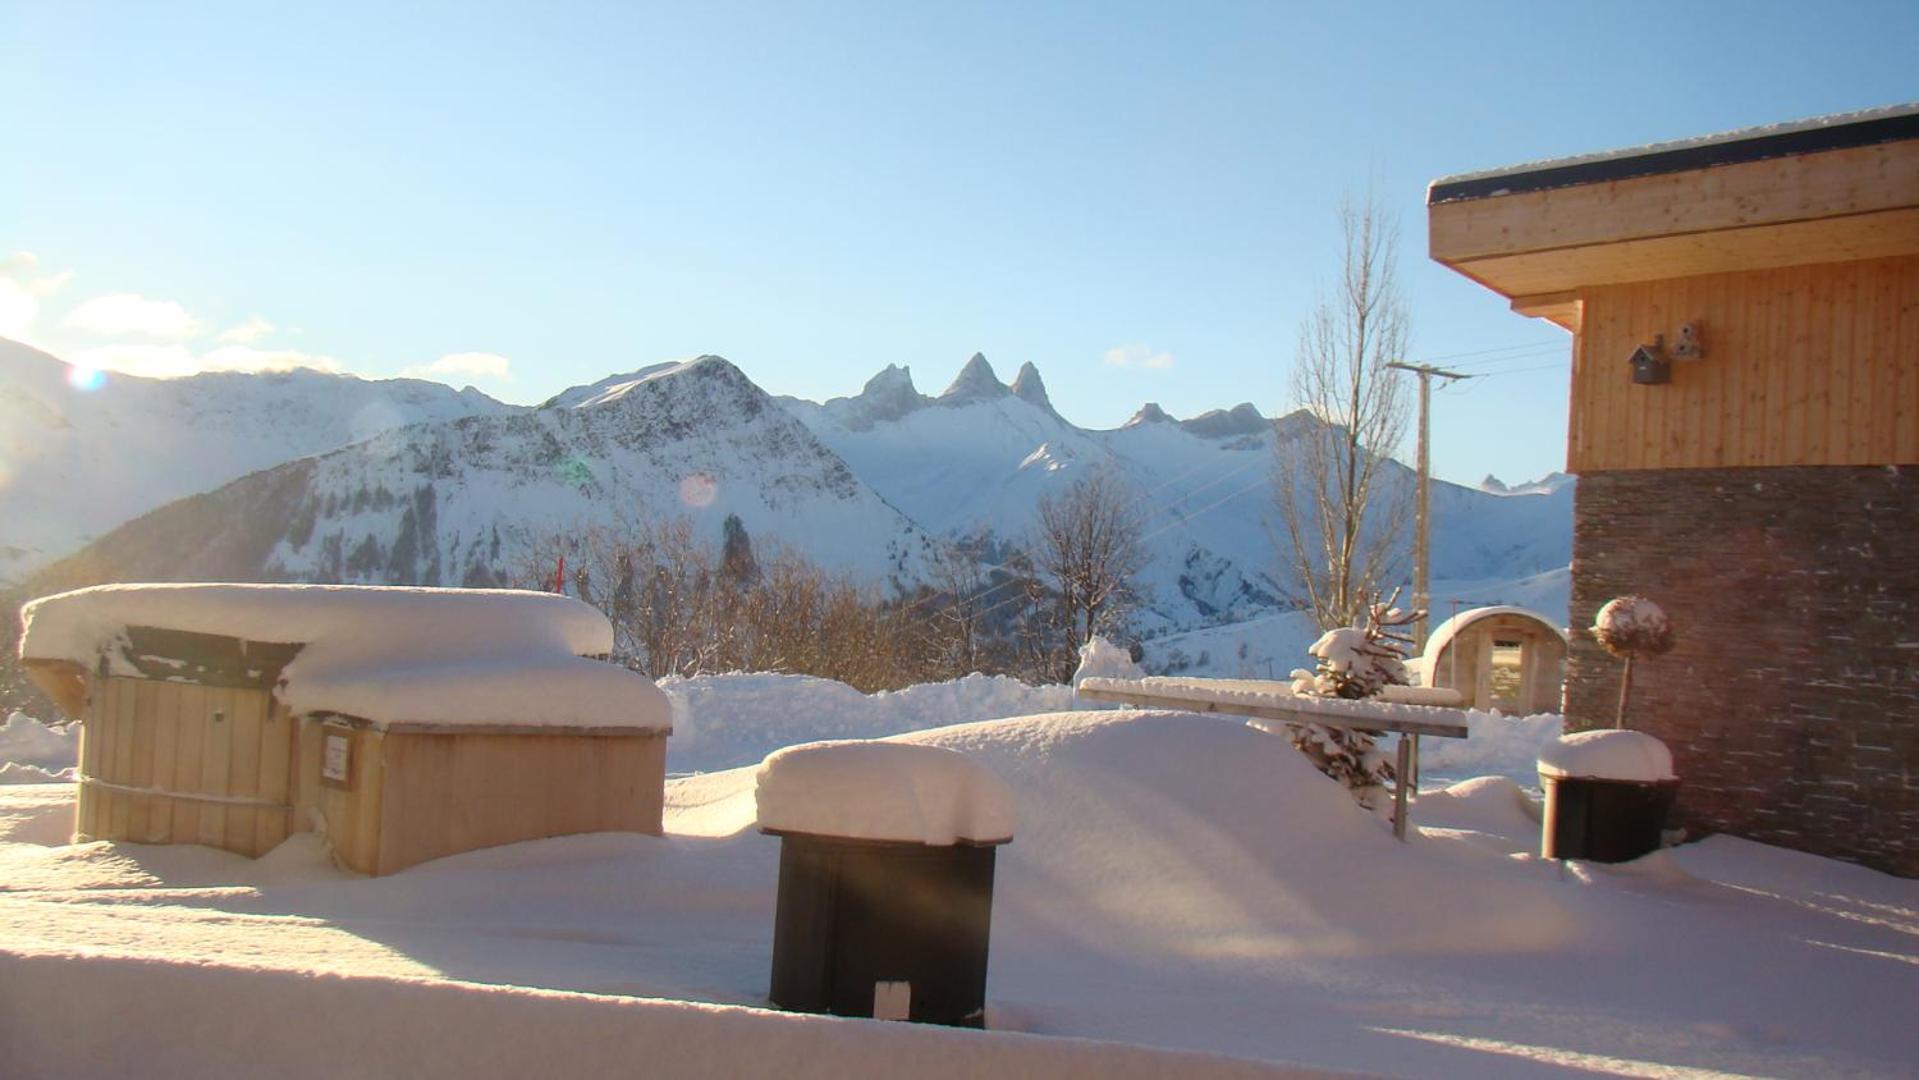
[1385,362,1472,652]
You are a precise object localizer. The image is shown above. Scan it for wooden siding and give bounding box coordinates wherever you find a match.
[76,676,295,857]
[1568,255,1919,472]
[371,730,665,876]
[308,721,388,876]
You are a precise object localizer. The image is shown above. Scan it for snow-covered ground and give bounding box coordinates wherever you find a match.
[3,690,1915,1077]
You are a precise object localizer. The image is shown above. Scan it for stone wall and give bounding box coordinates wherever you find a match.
[1567,465,1919,877]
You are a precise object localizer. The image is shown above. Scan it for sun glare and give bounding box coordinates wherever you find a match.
[679,473,718,508]
[65,365,106,392]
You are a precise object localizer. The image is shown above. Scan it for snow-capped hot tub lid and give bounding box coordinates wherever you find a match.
[18,583,670,733]
[1537,730,1675,782]
[755,740,1015,846]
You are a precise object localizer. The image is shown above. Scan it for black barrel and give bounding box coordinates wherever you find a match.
[766,830,1005,1027]
[1541,776,1678,862]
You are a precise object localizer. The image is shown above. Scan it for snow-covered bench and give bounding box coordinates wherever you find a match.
[1074,676,1469,840]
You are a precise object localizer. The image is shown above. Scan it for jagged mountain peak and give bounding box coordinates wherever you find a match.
[854,363,924,422]
[1124,402,1174,427]
[939,353,1009,403]
[1180,402,1268,439]
[1009,362,1053,411]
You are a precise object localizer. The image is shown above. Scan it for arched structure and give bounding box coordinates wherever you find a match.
[1412,606,1567,714]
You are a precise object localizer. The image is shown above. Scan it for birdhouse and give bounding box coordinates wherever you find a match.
[1630,342,1671,385]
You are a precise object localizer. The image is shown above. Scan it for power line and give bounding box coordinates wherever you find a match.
[1418,339,1566,363]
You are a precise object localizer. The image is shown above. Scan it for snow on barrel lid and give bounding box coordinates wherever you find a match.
[18,583,669,731]
[755,740,1015,846]
[1537,730,1676,782]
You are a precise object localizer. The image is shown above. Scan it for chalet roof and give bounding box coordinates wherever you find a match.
[1429,103,1919,204]
[1426,102,1919,304]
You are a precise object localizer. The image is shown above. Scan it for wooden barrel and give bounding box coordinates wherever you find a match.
[78,675,295,857]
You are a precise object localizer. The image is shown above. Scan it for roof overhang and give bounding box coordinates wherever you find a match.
[1428,104,1919,325]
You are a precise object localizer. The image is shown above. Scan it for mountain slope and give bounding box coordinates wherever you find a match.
[0,337,516,584]
[785,354,1571,629]
[31,357,934,591]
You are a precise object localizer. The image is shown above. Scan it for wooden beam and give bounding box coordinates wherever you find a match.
[1442,205,1919,298]
[21,659,90,720]
[1511,291,1583,332]
[1074,683,1470,739]
[1431,140,1919,265]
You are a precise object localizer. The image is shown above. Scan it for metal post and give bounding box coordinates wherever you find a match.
[1393,735,1413,842]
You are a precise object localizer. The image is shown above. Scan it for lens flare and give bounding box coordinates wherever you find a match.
[679,473,718,508]
[66,366,106,392]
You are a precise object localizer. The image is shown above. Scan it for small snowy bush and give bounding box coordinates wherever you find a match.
[1284,594,1419,809]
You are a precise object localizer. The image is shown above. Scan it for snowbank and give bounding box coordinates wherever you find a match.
[755,741,1015,845]
[1537,730,1676,782]
[1072,635,1145,686]
[4,707,1917,1076]
[0,952,1320,1080]
[662,671,1073,774]
[18,583,668,731]
[0,712,76,781]
[1409,710,1562,785]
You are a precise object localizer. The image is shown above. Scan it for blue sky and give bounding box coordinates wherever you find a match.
[4,1,1914,485]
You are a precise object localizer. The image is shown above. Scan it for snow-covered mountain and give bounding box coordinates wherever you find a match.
[0,337,516,584]
[34,356,935,590]
[15,344,1570,636]
[783,353,1572,630]
[1480,471,1575,496]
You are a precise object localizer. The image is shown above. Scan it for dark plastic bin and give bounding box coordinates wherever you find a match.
[766,830,1005,1027]
[1541,775,1678,862]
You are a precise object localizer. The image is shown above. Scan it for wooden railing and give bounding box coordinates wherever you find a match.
[1074,677,1470,841]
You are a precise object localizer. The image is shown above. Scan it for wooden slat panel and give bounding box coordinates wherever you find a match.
[1566,255,1919,471]
[373,732,662,876]
[351,730,385,874]
[290,716,321,843]
[171,683,206,845]
[1803,266,1836,463]
[197,687,233,849]
[254,700,294,855]
[107,679,134,840]
[147,681,180,842]
[1779,265,1810,464]
[224,690,265,855]
[76,678,102,839]
[1900,259,1919,463]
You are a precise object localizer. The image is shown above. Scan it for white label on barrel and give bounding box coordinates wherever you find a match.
[873,980,911,1021]
[322,732,351,783]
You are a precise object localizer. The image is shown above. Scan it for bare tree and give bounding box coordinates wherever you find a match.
[1276,193,1413,631]
[1032,469,1148,678]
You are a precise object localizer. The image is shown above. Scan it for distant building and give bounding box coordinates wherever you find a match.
[1428,105,1919,876]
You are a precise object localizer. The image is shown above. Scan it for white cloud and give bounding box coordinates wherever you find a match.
[66,343,202,378]
[1103,343,1175,370]
[402,351,513,382]
[64,292,204,341]
[0,252,74,343]
[71,342,341,379]
[217,316,275,345]
[200,345,342,374]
